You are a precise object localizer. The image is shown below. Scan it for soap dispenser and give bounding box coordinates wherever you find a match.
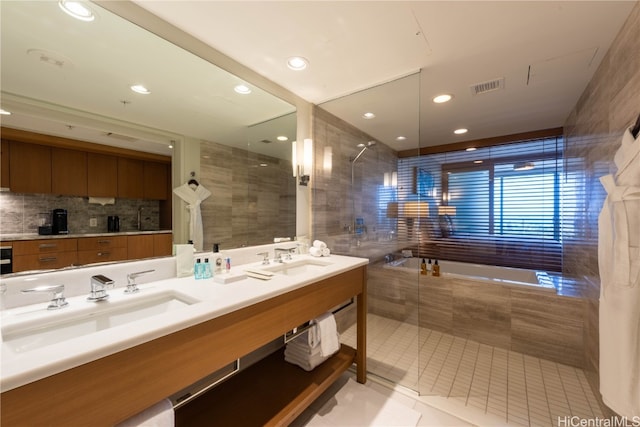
[432,260,440,277]
[420,258,427,275]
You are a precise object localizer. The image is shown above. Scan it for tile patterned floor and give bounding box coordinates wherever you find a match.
[341,314,604,427]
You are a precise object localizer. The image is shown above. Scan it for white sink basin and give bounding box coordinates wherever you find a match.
[2,290,199,354]
[260,258,331,276]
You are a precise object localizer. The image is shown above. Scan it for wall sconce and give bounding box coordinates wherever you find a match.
[292,139,313,186]
[387,201,429,238]
[383,171,397,187]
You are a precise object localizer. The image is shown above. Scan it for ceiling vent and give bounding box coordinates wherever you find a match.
[104,132,138,142]
[470,77,505,96]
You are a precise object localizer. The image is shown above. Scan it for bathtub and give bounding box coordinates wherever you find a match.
[384,257,555,292]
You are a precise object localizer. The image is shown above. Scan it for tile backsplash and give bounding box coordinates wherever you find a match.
[0,192,160,235]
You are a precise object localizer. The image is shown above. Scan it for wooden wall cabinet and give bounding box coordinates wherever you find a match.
[1,140,10,188]
[87,153,118,198]
[143,162,169,200]
[8,142,51,194]
[117,157,144,199]
[52,148,88,196]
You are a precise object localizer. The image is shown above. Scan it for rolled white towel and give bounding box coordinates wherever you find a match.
[313,240,327,249]
[321,247,330,257]
[309,247,323,257]
[116,399,174,427]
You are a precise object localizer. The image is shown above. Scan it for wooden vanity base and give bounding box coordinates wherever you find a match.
[1,266,367,426]
[176,345,356,426]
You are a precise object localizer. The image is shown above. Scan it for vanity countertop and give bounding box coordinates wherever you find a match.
[0,253,368,392]
[0,230,172,242]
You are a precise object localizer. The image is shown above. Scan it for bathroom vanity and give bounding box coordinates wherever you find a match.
[0,255,367,426]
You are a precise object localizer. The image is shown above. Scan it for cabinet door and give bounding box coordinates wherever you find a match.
[52,148,87,196]
[127,234,155,260]
[1,140,10,188]
[88,153,118,197]
[153,233,173,256]
[118,157,144,199]
[143,162,168,200]
[9,142,51,194]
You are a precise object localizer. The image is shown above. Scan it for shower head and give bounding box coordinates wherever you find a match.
[352,141,377,163]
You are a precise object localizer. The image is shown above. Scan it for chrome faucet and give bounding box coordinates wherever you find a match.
[22,284,68,310]
[125,269,155,294]
[274,247,296,263]
[257,252,270,265]
[88,275,114,301]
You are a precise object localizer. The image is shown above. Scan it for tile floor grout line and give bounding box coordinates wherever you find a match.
[521,352,533,427]
[554,359,574,419]
[573,366,599,418]
[535,354,555,426]
[462,339,484,408]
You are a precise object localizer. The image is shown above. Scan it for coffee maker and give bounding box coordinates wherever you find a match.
[51,209,69,235]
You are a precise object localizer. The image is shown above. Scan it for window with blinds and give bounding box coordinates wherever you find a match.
[396,136,574,272]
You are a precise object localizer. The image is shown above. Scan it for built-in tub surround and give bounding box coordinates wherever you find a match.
[0,249,368,425]
[0,192,160,234]
[368,258,586,368]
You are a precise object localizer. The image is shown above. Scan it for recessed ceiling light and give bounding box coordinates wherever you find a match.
[396,136,407,141]
[277,136,288,141]
[234,84,251,94]
[287,56,308,71]
[363,112,376,119]
[0,109,11,115]
[465,147,476,151]
[130,84,150,95]
[454,128,468,135]
[260,163,268,167]
[474,160,483,164]
[58,0,95,22]
[433,94,453,104]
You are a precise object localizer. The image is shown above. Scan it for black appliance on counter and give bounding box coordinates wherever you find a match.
[107,215,120,232]
[52,209,69,235]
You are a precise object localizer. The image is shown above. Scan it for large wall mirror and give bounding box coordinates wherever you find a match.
[1,1,297,251]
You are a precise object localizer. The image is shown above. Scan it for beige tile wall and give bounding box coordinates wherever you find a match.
[562,1,640,403]
[199,140,296,251]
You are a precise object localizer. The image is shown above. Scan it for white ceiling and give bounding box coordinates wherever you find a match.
[134,0,635,151]
[0,1,296,159]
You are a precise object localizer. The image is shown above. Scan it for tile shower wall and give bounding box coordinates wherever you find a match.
[199,140,295,251]
[0,192,159,234]
[562,0,640,410]
[311,106,398,250]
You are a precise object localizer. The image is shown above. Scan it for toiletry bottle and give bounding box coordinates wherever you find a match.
[225,257,231,274]
[427,258,432,273]
[203,258,212,279]
[432,260,440,277]
[194,258,203,280]
[420,258,427,275]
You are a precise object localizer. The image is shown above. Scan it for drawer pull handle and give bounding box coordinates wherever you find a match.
[97,252,110,257]
[39,244,57,249]
[97,240,111,245]
[39,257,58,263]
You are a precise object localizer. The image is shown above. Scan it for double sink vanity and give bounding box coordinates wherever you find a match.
[0,249,368,426]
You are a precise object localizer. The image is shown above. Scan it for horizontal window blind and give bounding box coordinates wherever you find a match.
[395,137,569,272]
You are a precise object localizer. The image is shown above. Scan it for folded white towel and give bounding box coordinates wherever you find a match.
[287,332,321,354]
[321,247,330,257]
[309,247,323,257]
[116,398,174,427]
[315,312,340,357]
[284,348,328,371]
[313,240,327,249]
[287,341,322,358]
[285,345,323,362]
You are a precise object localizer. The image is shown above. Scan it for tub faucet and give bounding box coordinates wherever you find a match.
[88,275,114,301]
[125,269,155,294]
